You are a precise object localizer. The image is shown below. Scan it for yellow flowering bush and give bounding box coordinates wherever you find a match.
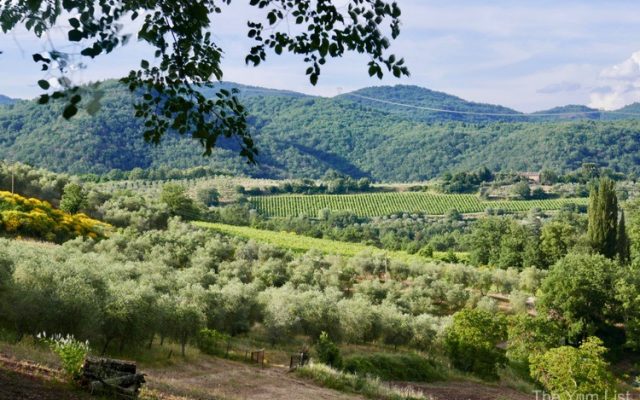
[0,191,110,242]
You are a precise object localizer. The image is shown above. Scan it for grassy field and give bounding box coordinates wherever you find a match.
[194,222,468,263]
[249,192,588,217]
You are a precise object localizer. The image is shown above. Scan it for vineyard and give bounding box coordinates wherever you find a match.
[249,192,589,217]
[194,221,468,263]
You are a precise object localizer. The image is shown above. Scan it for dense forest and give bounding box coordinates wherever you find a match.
[1,81,640,181]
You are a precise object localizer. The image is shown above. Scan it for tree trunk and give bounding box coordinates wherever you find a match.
[101,338,112,356]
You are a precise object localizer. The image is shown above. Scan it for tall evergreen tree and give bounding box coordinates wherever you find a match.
[617,210,631,266]
[588,178,618,259]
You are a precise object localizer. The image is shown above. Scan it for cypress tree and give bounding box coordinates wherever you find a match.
[587,178,618,259]
[617,210,631,266]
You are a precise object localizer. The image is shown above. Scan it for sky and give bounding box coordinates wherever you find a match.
[2,0,640,112]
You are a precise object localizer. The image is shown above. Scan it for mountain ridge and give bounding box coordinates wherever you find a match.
[1,80,640,181]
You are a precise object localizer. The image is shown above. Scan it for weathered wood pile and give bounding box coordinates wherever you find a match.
[78,357,145,398]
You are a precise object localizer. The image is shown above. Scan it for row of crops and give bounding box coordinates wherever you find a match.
[249,192,589,217]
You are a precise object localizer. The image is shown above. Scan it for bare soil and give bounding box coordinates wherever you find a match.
[144,357,362,400]
[0,355,91,400]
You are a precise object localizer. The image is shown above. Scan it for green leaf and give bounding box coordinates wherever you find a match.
[37,80,50,90]
[68,29,83,42]
[63,104,78,119]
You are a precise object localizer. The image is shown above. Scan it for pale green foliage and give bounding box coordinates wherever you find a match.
[410,314,438,351]
[518,266,546,293]
[296,363,426,400]
[168,285,207,356]
[508,290,530,315]
[39,333,89,379]
[377,303,413,349]
[530,337,614,400]
[475,296,498,313]
[337,296,380,344]
[0,218,576,359]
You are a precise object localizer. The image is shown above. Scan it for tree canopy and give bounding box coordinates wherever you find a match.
[0,0,409,161]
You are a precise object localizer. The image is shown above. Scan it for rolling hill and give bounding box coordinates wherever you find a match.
[0,95,15,105]
[1,80,640,181]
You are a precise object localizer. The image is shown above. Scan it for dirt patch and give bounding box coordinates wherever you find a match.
[0,366,91,400]
[396,381,534,400]
[143,357,362,400]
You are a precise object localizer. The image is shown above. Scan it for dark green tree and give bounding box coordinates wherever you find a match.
[444,309,507,380]
[617,210,631,266]
[315,331,342,369]
[537,253,618,342]
[0,0,409,161]
[59,183,87,214]
[196,186,220,207]
[161,183,199,219]
[588,178,618,259]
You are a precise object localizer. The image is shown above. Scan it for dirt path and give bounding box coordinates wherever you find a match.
[0,358,91,400]
[144,357,362,400]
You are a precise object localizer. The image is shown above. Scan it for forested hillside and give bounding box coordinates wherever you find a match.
[0,95,15,105]
[2,81,640,181]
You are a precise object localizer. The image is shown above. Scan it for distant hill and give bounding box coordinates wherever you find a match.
[198,82,311,99]
[532,105,602,121]
[338,85,523,123]
[0,95,15,105]
[1,80,640,181]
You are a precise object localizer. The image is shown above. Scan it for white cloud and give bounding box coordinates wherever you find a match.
[589,51,640,110]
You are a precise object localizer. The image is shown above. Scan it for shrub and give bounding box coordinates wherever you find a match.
[507,314,563,367]
[418,245,434,258]
[530,337,615,400]
[0,191,109,242]
[38,333,89,379]
[343,353,444,382]
[315,331,342,369]
[197,328,230,356]
[537,253,617,342]
[296,363,426,400]
[444,309,507,380]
